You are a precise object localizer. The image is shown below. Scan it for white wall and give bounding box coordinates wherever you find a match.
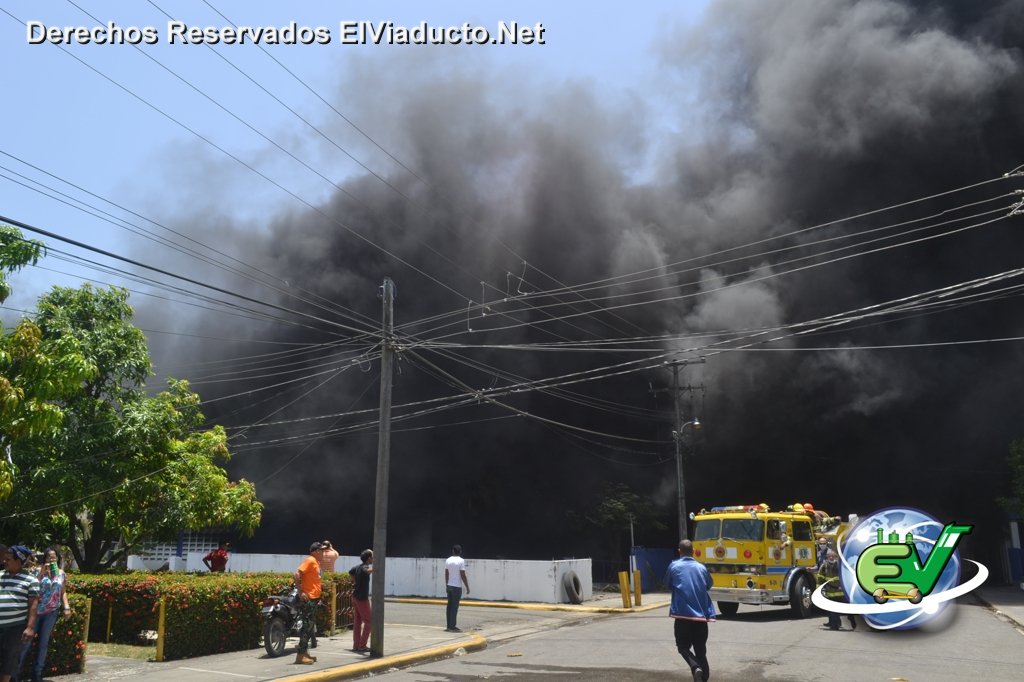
[131,553,592,604]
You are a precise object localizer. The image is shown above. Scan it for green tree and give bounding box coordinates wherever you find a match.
[4,284,261,571]
[574,483,667,561]
[998,439,1024,518]
[0,225,95,499]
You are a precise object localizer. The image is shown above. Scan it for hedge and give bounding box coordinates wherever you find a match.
[16,593,90,678]
[71,572,353,660]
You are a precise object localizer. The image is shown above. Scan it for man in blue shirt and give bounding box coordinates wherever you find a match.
[665,540,715,682]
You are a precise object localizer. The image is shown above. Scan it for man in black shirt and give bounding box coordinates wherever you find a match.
[348,549,373,653]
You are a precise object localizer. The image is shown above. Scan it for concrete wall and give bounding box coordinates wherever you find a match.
[129,553,592,604]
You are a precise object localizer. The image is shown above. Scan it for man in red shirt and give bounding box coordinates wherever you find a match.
[202,541,230,573]
[293,542,324,665]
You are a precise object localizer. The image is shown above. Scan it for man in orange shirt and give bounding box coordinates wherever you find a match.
[293,542,324,665]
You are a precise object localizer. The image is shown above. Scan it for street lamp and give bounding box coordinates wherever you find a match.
[673,418,701,541]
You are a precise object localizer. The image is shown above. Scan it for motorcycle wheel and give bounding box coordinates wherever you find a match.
[264,617,288,657]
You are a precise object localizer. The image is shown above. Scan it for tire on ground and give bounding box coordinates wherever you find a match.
[563,570,584,604]
[789,573,814,618]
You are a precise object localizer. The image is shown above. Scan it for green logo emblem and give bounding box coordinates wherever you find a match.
[855,523,972,604]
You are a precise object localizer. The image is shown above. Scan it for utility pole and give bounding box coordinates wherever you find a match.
[370,278,395,658]
[651,359,705,541]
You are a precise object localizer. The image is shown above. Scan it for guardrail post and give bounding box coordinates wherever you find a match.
[82,598,93,672]
[633,569,642,606]
[155,598,166,662]
[105,604,113,643]
[617,571,632,608]
[330,582,337,636]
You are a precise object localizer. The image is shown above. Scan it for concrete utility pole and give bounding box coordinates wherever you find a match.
[370,278,395,658]
[651,359,704,541]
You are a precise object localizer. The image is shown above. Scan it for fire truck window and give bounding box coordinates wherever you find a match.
[766,520,781,540]
[722,519,764,541]
[792,521,812,541]
[693,520,720,541]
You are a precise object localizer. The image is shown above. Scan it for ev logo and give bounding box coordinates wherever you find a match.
[811,507,988,631]
[856,523,972,605]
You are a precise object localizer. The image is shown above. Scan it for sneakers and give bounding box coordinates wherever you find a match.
[445,627,462,632]
[692,667,704,682]
[295,652,316,665]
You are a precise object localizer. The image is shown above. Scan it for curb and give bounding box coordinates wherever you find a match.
[391,597,670,614]
[972,592,1024,630]
[284,634,488,681]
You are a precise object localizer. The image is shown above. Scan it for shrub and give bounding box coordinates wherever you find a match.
[70,572,353,660]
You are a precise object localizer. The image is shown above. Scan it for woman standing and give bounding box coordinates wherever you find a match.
[20,547,70,682]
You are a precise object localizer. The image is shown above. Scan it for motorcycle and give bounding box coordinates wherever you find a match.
[261,587,316,657]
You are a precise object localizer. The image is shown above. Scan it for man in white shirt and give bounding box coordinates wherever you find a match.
[443,545,470,632]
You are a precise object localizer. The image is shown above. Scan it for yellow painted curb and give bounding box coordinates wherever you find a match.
[284,634,487,682]
[391,597,670,614]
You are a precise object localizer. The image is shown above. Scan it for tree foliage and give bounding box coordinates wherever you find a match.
[2,281,262,571]
[999,439,1024,518]
[0,225,95,499]
[585,482,667,533]
[569,483,668,561]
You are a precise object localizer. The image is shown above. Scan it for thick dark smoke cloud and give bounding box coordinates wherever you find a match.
[143,0,1024,567]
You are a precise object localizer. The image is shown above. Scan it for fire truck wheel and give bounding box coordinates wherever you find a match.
[789,574,814,618]
[717,601,739,618]
[562,571,583,604]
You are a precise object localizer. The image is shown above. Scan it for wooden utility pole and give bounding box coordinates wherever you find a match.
[650,359,704,541]
[370,278,395,657]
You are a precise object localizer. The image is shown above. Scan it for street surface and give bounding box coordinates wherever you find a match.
[383,598,1024,682]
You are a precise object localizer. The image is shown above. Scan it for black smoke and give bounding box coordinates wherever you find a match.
[139,0,1024,570]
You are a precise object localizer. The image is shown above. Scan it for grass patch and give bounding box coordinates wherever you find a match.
[87,642,156,661]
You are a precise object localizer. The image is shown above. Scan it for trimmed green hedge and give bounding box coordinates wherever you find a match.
[16,593,89,678]
[71,572,353,660]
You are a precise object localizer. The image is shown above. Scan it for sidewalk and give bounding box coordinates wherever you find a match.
[974,583,1024,630]
[75,592,669,682]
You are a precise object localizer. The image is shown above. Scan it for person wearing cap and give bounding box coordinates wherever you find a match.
[317,541,339,574]
[0,545,40,682]
[292,542,324,665]
[203,541,231,573]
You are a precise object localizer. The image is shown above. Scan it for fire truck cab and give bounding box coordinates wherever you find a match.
[691,503,841,618]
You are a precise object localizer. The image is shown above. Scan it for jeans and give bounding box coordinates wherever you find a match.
[18,608,58,679]
[445,586,462,629]
[673,618,710,681]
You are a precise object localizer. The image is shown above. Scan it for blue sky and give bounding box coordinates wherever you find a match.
[0,0,707,312]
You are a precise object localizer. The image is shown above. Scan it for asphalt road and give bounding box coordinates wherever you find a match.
[382,598,1024,682]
